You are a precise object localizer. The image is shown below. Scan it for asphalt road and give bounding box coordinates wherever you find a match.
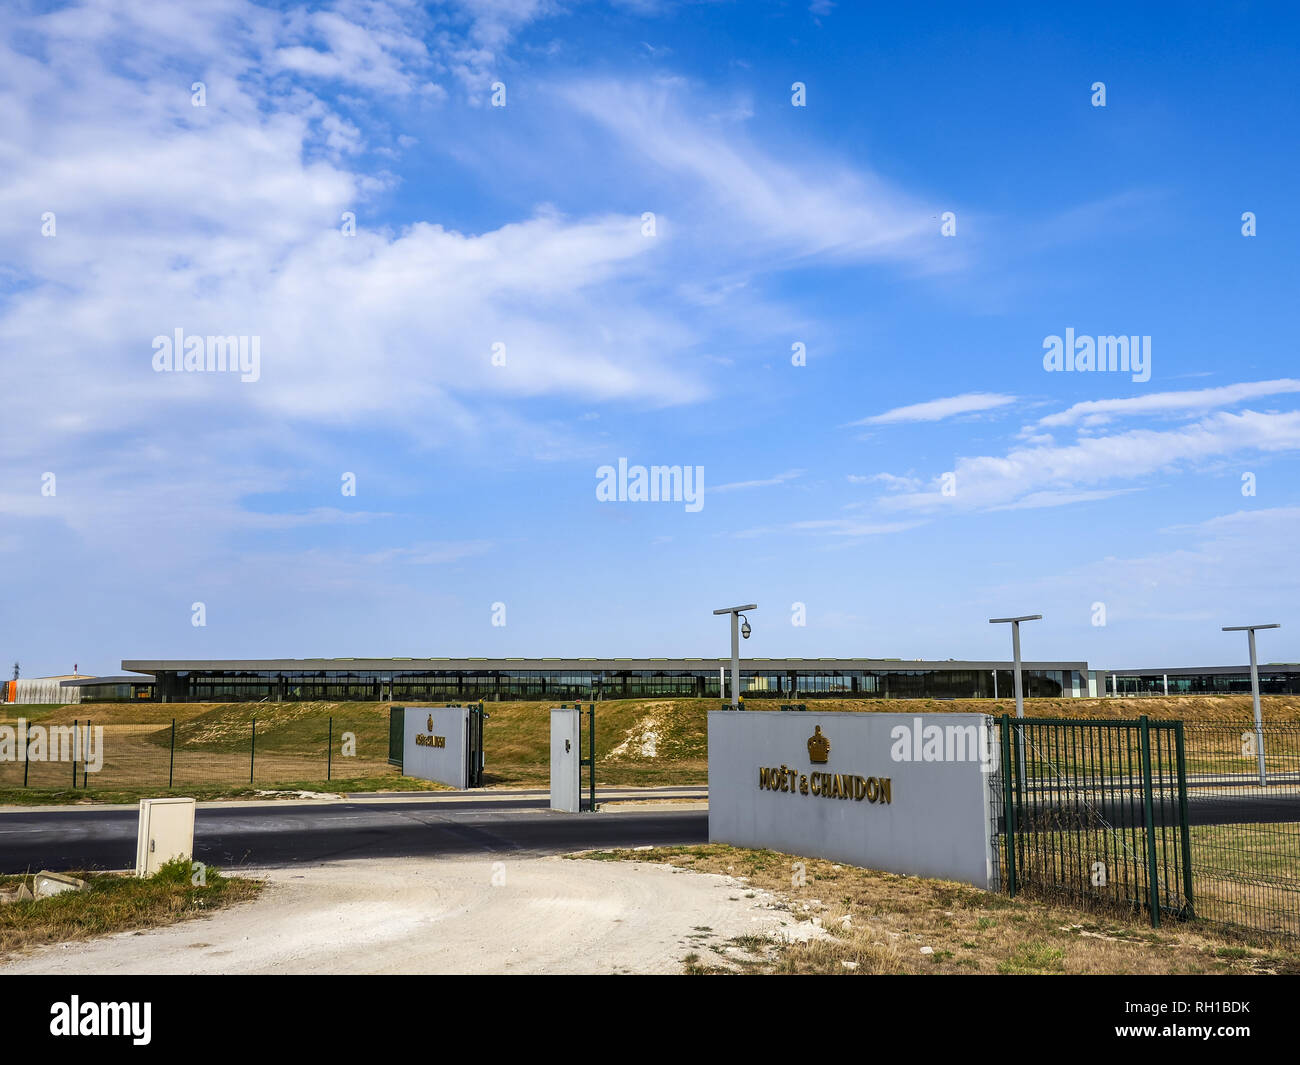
[1,786,1293,874]
[1007,791,1300,830]
[0,793,709,873]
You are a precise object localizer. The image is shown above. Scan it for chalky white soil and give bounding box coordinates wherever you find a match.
[0,856,806,974]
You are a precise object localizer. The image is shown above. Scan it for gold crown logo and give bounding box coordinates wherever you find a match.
[427,714,434,731]
[807,725,830,763]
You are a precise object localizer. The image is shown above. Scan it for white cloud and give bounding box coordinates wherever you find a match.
[851,392,1017,426]
[848,472,923,490]
[713,469,804,493]
[979,506,1300,659]
[788,518,924,537]
[557,78,960,270]
[362,540,494,565]
[1036,379,1300,429]
[0,2,707,466]
[880,409,1300,512]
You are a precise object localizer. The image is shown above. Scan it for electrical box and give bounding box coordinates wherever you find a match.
[550,707,581,812]
[135,797,196,877]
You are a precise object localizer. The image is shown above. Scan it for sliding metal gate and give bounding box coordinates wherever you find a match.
[998,715,1193,927]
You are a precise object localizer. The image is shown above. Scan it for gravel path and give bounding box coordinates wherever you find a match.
[1,855,796,974]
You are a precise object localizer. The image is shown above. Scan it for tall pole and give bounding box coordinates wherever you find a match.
[989,614,1041,720]
[1011,621,1024,718]
[1224,623,1280,787]
[990,614,1042,787]
[730,612,740,710]
[713,603,757,710]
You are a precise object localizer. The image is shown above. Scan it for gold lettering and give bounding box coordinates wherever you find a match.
[752,766,895,806]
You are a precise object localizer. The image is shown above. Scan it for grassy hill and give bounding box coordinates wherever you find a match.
[5,693,1296,797]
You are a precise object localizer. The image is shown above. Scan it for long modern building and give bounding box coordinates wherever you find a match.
[120,657,1089,703]
[1094,665,1300,697]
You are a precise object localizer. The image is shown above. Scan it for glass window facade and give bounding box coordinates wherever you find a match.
[144,664,1087,702]
[1108,671,1300,696]
[77,681,154,702]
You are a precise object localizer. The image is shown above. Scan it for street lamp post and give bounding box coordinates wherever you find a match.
[713,604,757,709]
[990,614,1042,786]
[989,614,1042,719]
[1222,623,1281,787]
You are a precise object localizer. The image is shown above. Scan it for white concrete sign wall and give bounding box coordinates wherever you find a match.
[403,706,471,789]
[708,711,998,889]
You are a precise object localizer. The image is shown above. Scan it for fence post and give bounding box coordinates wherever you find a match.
[83,719,90,788]
[1173,721,1195,919]
[169,719,176,788]
[327,717,333,781]
[1138,715,1161,927]
[23,725,29,787]
[1000,713,1017,897]
[588,703,596,814]
[1012,717,1025,812]
[250,718,256,784]
[72,719,78,787]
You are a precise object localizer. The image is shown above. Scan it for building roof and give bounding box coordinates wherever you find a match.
[122,657,1087,673]
[61,674,155,687]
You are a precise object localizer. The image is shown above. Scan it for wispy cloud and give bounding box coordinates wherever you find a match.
[851,392,1017,426]
[1035,379,1300,429]
[789,518,925,537]
[362,540,494,565]
[848,472,923,490]
[713,469,804,493]
[880,409,1300,512]
[557,77,960,270]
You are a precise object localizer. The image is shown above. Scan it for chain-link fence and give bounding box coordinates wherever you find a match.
[1181,720,1300,937]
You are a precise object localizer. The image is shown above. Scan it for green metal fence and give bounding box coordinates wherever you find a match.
[0,717,392,792]
[999,715,1300,937]
[999,715,1192,927]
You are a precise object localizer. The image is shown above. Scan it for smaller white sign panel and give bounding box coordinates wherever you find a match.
[550,708,581,812]
[403,706,471,789]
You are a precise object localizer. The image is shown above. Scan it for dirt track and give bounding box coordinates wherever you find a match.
[0,855,807,974]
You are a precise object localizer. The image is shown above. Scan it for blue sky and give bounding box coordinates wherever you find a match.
[3,0,1298,677]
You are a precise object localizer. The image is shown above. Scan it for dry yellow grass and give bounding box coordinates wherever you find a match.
[582,844,1300,975]
[0,860,261,958]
